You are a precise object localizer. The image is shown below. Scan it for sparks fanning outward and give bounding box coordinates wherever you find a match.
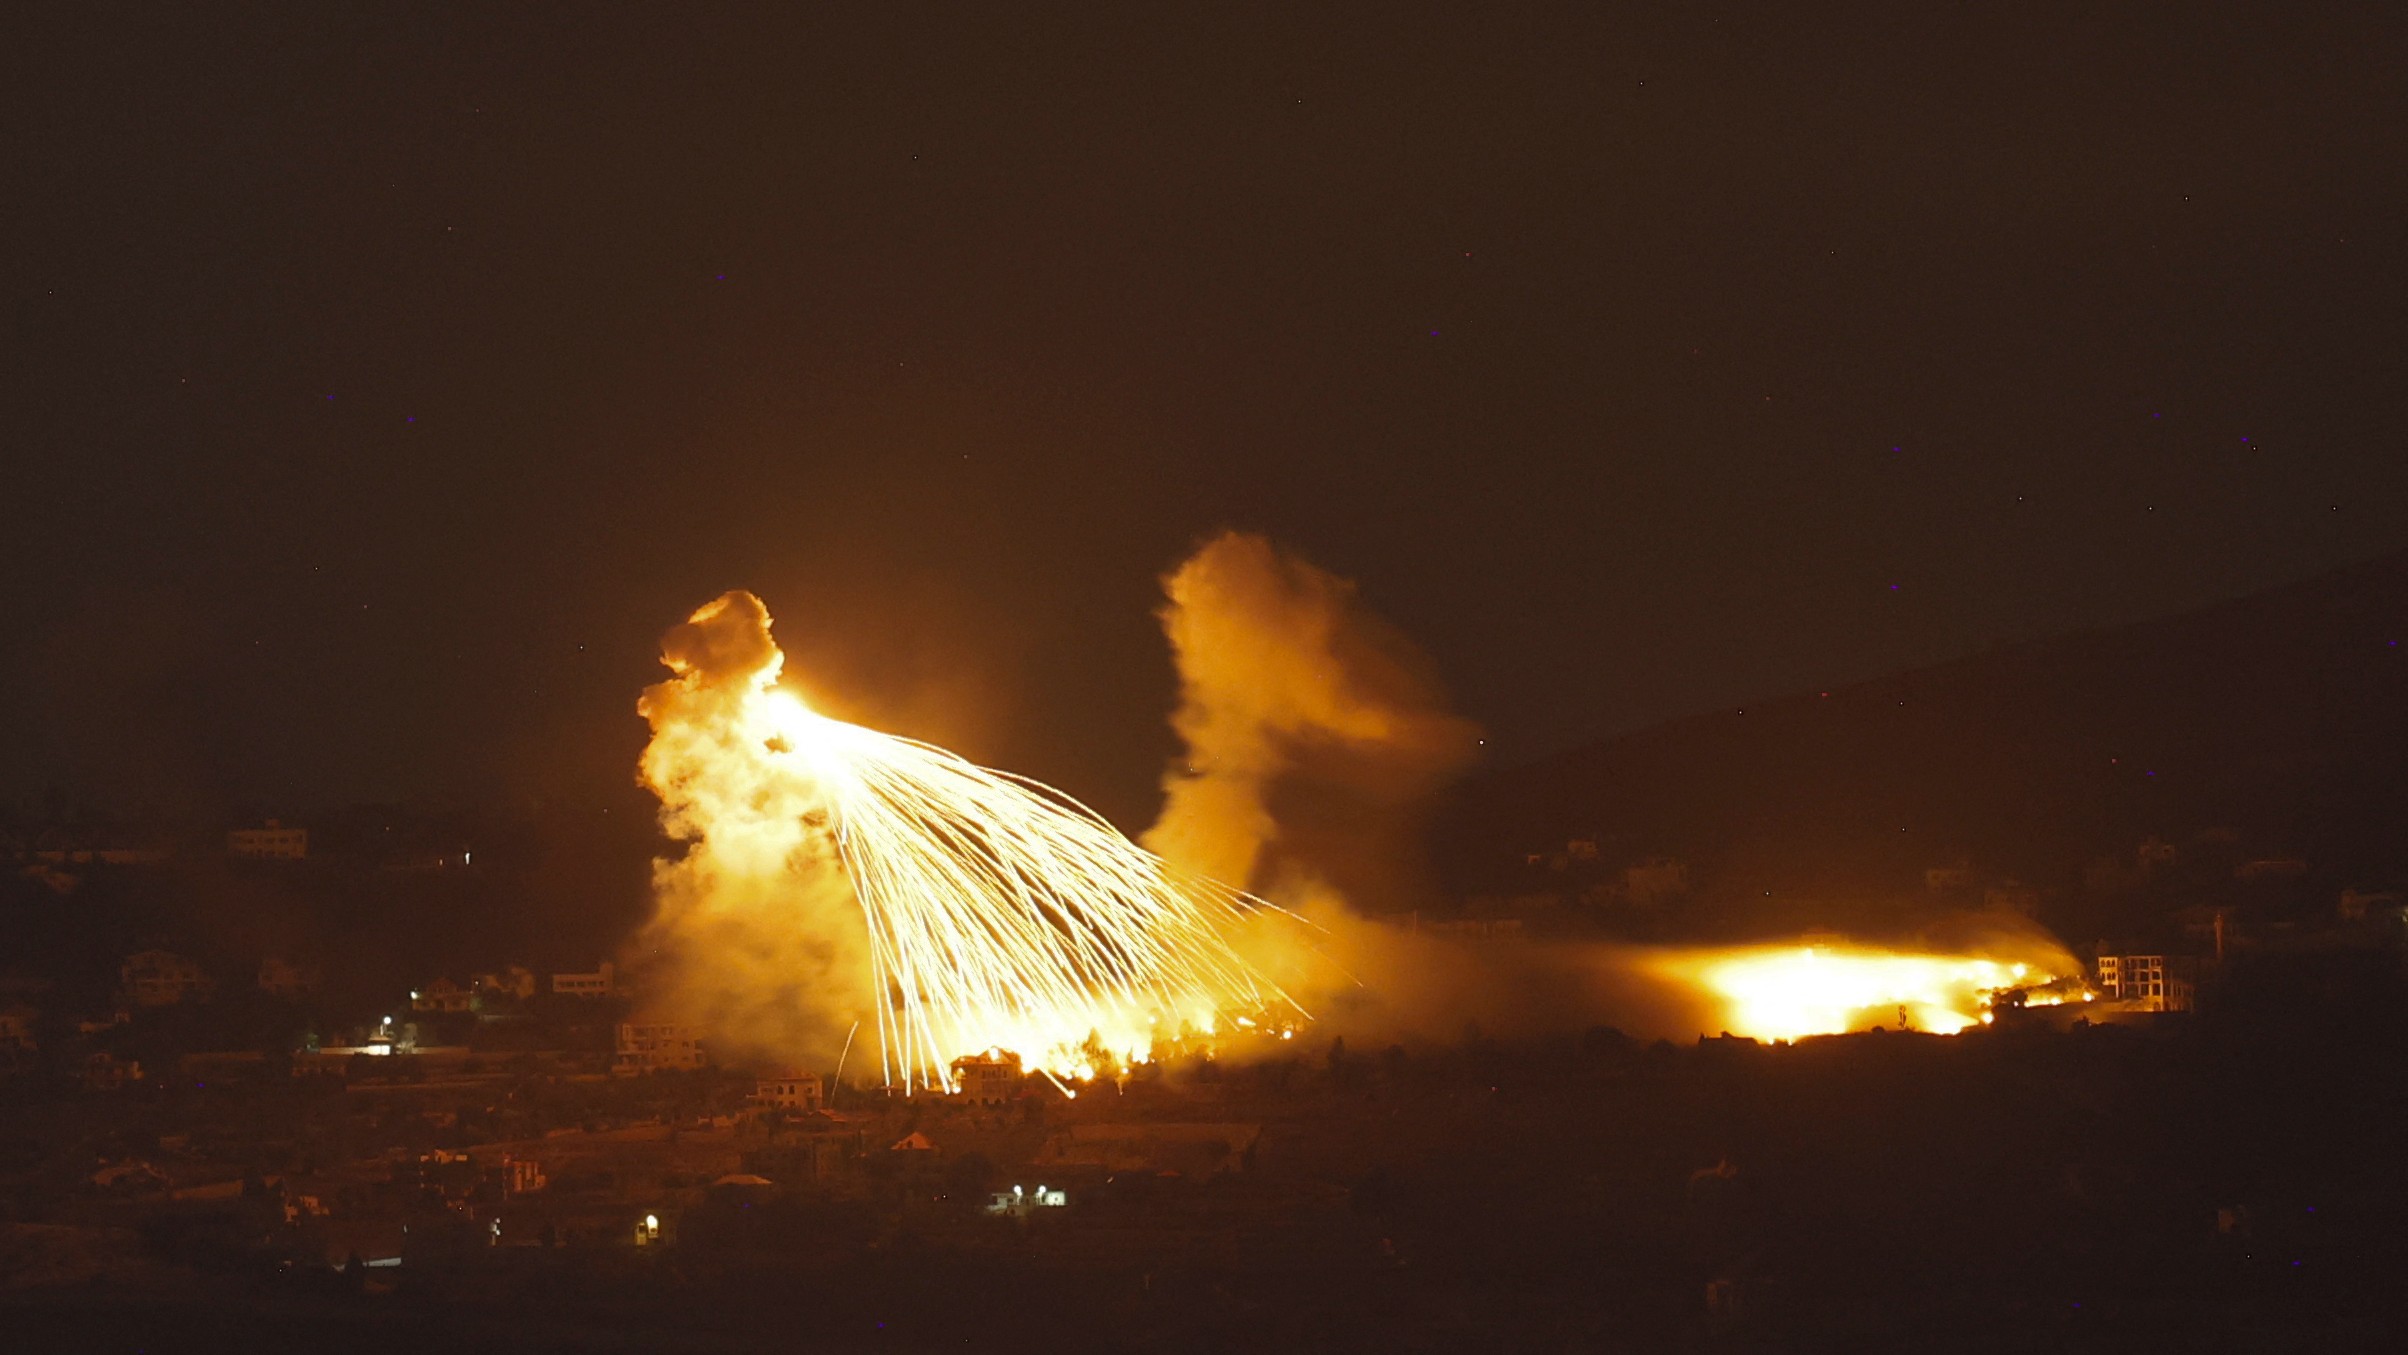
[639,591,1302,1093]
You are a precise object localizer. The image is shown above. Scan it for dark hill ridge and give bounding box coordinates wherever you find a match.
[1439,547,2408,914]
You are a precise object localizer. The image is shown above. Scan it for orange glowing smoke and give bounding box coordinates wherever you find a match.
[637,591,1300,1092]
[1645,940,2089,1039]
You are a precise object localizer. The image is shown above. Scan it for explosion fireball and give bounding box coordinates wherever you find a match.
[1648,941,2090,1040]
[638,591,1300,1093]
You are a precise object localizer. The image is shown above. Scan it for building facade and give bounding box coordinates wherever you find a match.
[552,962,616,998]
[257,957,320,997]
[227,820,308,860]
[2094,953,2196,1013]
[411,978,475,1014]
[120,950,212,1007]
[754,1069,824,1112]
[950,1051,1023,1103]
[0,1004,36,1057]
[613,1023,705,1075]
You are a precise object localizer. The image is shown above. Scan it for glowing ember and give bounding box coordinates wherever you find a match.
[639,591,1300,1093]
[1650,943,2086,1040]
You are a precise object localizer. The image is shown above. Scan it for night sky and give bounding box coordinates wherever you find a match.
[8,6,2407,828]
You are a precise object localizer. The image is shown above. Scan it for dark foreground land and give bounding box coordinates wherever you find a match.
[5,940,2406,1355]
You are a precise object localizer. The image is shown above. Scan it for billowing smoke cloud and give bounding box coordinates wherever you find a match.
[633,591,871,1068]
[626,563,2089,1075]
[1141,533,2091,1047]
[1144,532,1524,1039]
[1146,531,1482,908]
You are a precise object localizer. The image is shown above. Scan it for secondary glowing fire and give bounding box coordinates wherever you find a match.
[638,591,1300,1093]
[1649,942,2089,1040]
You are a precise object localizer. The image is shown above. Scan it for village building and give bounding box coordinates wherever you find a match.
[226,819,308,860]
[551,961,616,998]
[1622,857,1690,905]
[0,1003,37,1061]
[612,1022,705,1075]
[120,949,211,1007]
[411,978,475,1014]
[471,966,538,999]
[1035,1122,1263,1180]
[2338,888,2404,923]
[2235,856,2309,881]
[985,1183,1070,1218]
[84,1051,142,1090]
[753,1069,824,1112]
[256,956,319,997]
[2093,951,2197,1013]
[496,1154,548,1195]
[950,1050,1023,1103]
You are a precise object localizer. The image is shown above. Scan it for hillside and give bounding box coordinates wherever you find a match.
[1437,548,2408,939]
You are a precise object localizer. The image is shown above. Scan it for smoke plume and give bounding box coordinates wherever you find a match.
[1146,531,1482,906]
[633,591,871,1068]
[1140,534,2090,1046]
[1143,532,1517,1038]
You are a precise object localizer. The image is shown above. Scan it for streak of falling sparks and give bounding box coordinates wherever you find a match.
[642,591,1303,1093]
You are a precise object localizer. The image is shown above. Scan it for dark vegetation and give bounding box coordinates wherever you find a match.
[5,934,2406,1353]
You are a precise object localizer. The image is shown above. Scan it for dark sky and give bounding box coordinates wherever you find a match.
[7,5,2406,829]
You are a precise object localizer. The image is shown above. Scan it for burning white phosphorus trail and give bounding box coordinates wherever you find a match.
[641,591,1302,1093]
[766,691,1302,1089]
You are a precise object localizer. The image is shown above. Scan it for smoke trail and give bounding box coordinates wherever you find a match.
[633,591,873,1067]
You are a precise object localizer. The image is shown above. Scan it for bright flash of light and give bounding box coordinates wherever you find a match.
[1649,943,2085,1040]
[641,592,1302,1093]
